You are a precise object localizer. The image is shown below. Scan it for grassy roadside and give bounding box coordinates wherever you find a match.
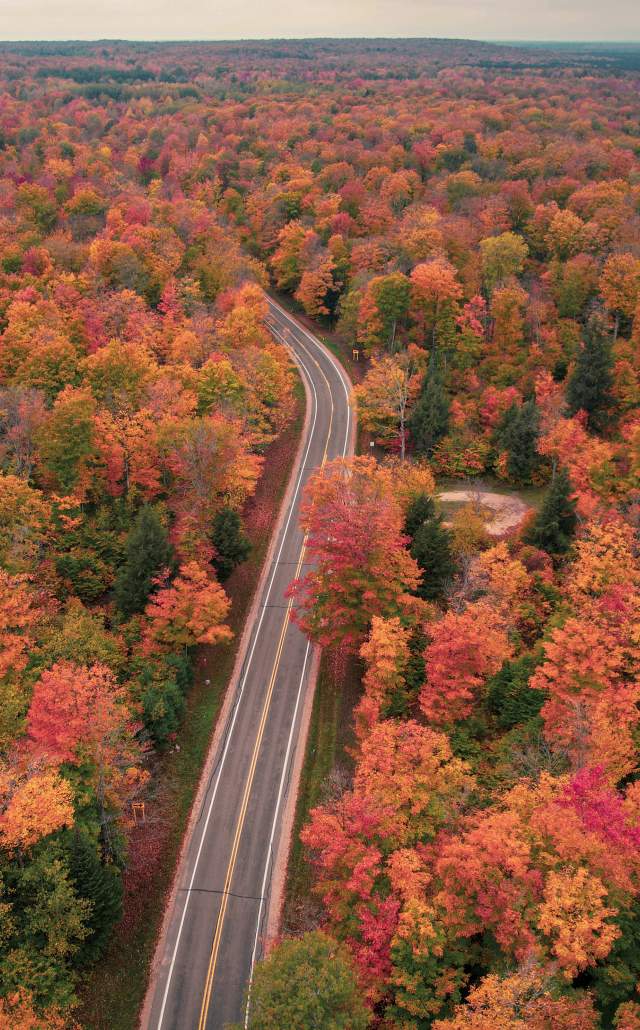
[77,379,305,1030]
[281,652,361,934]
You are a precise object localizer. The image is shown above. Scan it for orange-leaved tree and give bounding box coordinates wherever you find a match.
[356,615,411,738]
[433,966,598,1029]
[0,760,74,854]
[0,571,44,681]
[143,561,233,652]
[0,989,77,1030]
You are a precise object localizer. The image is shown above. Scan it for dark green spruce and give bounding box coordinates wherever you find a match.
[524,466,578,556]
[114,505,173,618]
[211,506,251,581]
[409,368,450,457]
[497,399,540,485]
[566,317,616,433]
[404,493,456,602]
[68,832,123,965]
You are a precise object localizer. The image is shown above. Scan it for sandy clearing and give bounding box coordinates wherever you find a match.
[438,487,531,536]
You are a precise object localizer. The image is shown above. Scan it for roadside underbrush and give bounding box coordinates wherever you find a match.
[282,648,361,935]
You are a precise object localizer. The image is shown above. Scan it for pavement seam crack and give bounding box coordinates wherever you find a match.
[178,887,264,902]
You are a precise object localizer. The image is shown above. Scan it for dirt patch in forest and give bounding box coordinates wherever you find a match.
[438,486,531,536]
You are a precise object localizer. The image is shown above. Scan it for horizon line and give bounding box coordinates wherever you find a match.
[0,35,639,45]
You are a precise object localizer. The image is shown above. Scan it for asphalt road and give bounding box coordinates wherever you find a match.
[144,298,353,1030]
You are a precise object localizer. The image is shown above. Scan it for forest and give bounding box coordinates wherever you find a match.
[0,35,639,1029]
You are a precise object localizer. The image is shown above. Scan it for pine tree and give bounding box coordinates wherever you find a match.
[409,368,450,457]
[498,400,540,484]
[486,653,543,728]
[566,318,615,433]
[411,515,456,601]
[404,492,436,538]
[404,493,455,602]
[68,832,123,965]
[114,505,173,618]
[140,667,185,747]
[524,466,577,556]
[591,901,640,1025]
[211,507,251,581]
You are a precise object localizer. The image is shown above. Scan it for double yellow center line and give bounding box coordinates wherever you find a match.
[197,322,334,1030]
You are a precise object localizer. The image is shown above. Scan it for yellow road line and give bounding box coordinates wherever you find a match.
[197,549,304,1028]
[197,320,335,1029]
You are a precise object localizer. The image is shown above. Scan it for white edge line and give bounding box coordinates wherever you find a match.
[240,306,354,1011]
[156,299,352,1030]
[155,342,319,1029]
[243,638,312,1028]
[266,296,353,460]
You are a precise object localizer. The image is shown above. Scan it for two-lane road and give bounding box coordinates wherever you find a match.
[143,298,354,1030]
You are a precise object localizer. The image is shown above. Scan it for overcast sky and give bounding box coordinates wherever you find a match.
[0,0,638,43]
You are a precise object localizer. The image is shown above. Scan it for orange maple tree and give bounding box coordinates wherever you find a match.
[143,561,233,652]
[0,761,74,853]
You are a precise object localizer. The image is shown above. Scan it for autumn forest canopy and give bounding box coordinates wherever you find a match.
[0,34,639,1030]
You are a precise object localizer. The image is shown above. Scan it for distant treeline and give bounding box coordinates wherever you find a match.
[35,64,157,83]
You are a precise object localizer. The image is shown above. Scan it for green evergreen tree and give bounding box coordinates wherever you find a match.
[211,507,251,581]
[141,673,185,747]
[566,318,615,433]
[524,466,578,556]
[136,653,193,746]
[67,832,123,965]
[589,902,640,1025]
[409,368,450,457]
[404,493,455,602]
[498,400,540,484]
[403,628,427,706]
[243,932,368,1030]
[114,505,173,618]
[411,518,456,602]
[486,653,543,729]
[403,492,436,538]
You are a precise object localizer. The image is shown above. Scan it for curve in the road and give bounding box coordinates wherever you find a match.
[142,297,354,1030]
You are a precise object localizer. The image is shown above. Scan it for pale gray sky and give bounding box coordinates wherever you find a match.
[0,0,637,43]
